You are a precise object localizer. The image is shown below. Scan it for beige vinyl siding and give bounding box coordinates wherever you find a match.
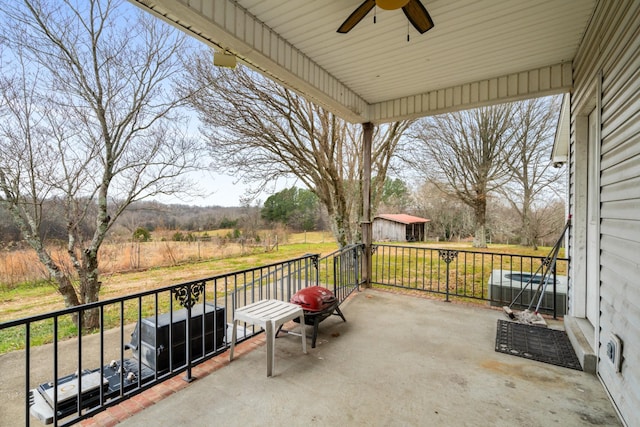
[571,1,640,425]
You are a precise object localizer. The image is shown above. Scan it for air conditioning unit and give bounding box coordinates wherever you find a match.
[488,269,567,315]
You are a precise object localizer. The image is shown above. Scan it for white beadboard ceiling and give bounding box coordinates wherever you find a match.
[131,0,596,123]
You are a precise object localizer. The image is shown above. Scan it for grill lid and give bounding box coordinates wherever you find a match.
[291,286,337,312]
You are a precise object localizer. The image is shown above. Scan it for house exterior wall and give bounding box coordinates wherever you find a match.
[570,1,640,425]
[373,219,406,242]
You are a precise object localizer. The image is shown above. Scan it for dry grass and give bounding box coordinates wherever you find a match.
[0,233,339,323]
[0,241,236,287]
[0,230,336,289]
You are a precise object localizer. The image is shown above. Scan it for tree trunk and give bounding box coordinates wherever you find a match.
[56,275,81,309]
[80,250,102,330]
[332,213,349,248]
[472,197,488,248]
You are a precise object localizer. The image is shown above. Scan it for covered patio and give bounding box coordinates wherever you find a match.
[119,1,640,424]
[0,0,637,425]
[103,290,618,426]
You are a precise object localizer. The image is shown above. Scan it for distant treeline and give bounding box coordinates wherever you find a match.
[0,200,257,245]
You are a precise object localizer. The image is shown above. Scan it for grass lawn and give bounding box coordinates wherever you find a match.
[0,237,562,354]
[0,241,339,323]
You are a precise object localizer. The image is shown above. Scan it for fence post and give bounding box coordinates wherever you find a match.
[439,250,458,302]
[333,256,339,297]
[311,254,319,288]
[354,246,360,290]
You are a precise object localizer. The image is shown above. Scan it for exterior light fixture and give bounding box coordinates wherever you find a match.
[213,51,237,69]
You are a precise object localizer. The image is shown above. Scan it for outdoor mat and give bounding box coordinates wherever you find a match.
[495,319,582,371]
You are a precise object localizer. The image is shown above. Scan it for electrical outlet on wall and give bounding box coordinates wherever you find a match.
[606,333,623,373]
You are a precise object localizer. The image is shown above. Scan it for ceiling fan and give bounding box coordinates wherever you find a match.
[337,0,434,34]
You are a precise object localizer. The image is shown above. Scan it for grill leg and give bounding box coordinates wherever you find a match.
[311,317,321,348]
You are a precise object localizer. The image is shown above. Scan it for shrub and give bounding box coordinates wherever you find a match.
[133,227,151,242]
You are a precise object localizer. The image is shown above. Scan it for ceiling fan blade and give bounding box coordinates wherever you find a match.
[402,0,434,34]
[337,0,376,33]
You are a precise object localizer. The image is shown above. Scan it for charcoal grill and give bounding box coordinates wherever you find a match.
[30,359,155,424]
[285,286,346,348]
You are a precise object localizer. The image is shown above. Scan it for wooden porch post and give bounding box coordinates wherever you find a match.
[362,122,373,288]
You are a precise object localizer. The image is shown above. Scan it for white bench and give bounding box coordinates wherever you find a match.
[229,299,307,376]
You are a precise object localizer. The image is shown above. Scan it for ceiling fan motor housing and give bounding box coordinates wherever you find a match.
[376,0,410,10]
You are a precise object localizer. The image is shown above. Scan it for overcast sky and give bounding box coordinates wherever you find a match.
[111,1,299,208]
[153,169,297,207]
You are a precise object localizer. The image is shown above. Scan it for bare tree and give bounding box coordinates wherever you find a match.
[406,104,516,247]
[499,96,565,248]
[182,60,413,247]
[0,0,204,327]
[412,181,474,241]
[524,198,567,248]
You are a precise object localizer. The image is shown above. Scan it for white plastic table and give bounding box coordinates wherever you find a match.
[229,299,307,376]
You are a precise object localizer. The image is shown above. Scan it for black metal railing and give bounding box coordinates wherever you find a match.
[0,245,363,427]
[371,244,568,317]
[325,244,365,302]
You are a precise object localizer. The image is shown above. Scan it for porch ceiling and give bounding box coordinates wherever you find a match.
[130,0,596,123]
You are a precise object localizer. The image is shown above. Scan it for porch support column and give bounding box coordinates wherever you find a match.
[362,122,373,288]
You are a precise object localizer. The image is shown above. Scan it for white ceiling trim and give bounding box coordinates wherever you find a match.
[372,62,573,123]
[133,0,368,123]
[132,0,577,124]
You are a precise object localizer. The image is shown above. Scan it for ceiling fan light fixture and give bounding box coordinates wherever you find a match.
[376,0,410,10]
[337,0,433,34]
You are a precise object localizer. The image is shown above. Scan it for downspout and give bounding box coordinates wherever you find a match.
[362,122,373,288]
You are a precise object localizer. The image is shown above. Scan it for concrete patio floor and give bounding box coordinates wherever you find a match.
[111,289,620,427]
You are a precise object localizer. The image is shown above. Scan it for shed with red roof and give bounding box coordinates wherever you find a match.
[373,214,430,242]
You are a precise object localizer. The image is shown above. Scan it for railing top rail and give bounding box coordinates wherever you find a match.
[319,243,364,260]
[0,252,320,330]
[372,243,569,261]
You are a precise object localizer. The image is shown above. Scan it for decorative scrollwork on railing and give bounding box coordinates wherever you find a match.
[371,244,378,255]
[438,250,458,303]
[438,250,459,264]
[311,254,319,270]
[542,256,553,267]
[173,282,205,309]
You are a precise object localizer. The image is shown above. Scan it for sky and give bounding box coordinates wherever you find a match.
[153,169,298,207]
[154,171,250,207]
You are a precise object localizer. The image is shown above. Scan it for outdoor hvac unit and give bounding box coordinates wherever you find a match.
[127,303,225,372]
[488,270,567,315]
